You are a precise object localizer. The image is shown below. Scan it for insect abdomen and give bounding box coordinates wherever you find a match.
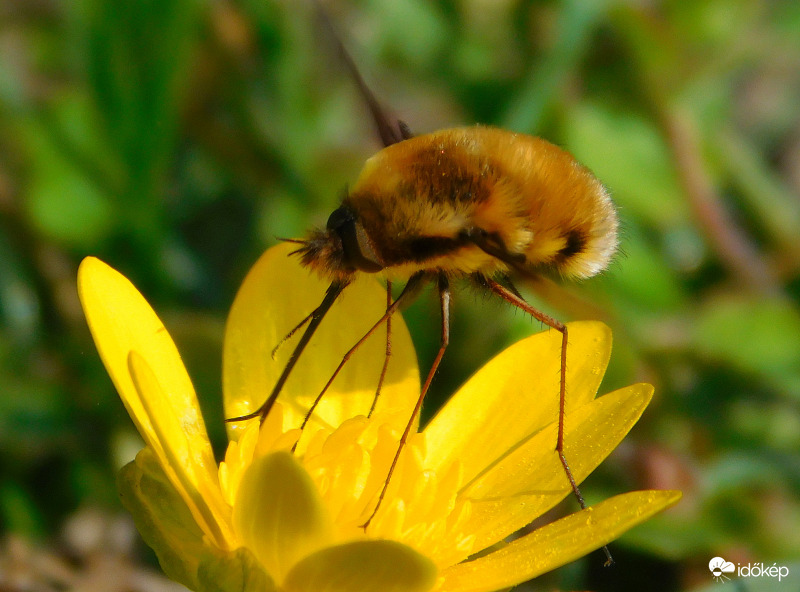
[346,126,617,279]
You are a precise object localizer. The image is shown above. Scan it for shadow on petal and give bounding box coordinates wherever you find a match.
[439,490,682,592]
[233,451,333,582]
[283,539,437,592]
[424,321,612,482]
[447,383,654,559]
[223,243,419,447]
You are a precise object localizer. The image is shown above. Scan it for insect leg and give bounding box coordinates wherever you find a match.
[296,274,425,435]
[270,309,314,359]
[369,280,393,418]
[363,273,451,530]
[225,280,350,424]
[483,277,614,566]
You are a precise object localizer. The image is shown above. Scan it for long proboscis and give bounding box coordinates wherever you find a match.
[225,280,350,424]
[312,0,409,148]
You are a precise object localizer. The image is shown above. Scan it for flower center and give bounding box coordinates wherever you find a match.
[218,404,476,567]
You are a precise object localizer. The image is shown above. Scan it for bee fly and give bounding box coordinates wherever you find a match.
[228,1,618,561]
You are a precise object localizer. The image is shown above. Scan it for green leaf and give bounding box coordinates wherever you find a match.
[562,102,689,230]
[21,96,115,247]
[502,0,611,132]
[598,225,688,313]
[82,0,201,200]
[692,296,800,399]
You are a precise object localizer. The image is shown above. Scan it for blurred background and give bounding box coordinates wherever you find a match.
[1,0,799,590]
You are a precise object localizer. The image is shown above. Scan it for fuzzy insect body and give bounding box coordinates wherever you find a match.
[299,126,617,284]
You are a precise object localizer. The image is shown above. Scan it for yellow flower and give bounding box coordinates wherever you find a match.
[78,243,680,592]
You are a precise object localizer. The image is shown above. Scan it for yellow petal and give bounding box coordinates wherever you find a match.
[223,243,420,445]
[77,257,232,548]
[283,540,438,592]
[233,451,333,582]
[438,490,682,592]
[128,352,233,549]
[122,447,277,592]
[454,383,654,556]
[424,321,611,482]
[79,257,201,450]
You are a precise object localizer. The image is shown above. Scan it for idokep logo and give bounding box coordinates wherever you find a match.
[709,556,791,583]
[709,557,735,582]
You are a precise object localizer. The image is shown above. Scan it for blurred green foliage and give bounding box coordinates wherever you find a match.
[1,0,799,590]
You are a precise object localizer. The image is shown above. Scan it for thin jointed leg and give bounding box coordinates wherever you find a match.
[484,277,614,566]
[297,274,425,433]
[363,274,451,530]
[225,280,350,424]
[369,280,393,418]
[271,310,314,360]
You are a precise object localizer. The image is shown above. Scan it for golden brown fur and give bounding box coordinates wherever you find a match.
[299,125,618,282]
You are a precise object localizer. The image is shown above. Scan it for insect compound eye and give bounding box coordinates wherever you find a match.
[326,207,383,273]
[326,206,355,231]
